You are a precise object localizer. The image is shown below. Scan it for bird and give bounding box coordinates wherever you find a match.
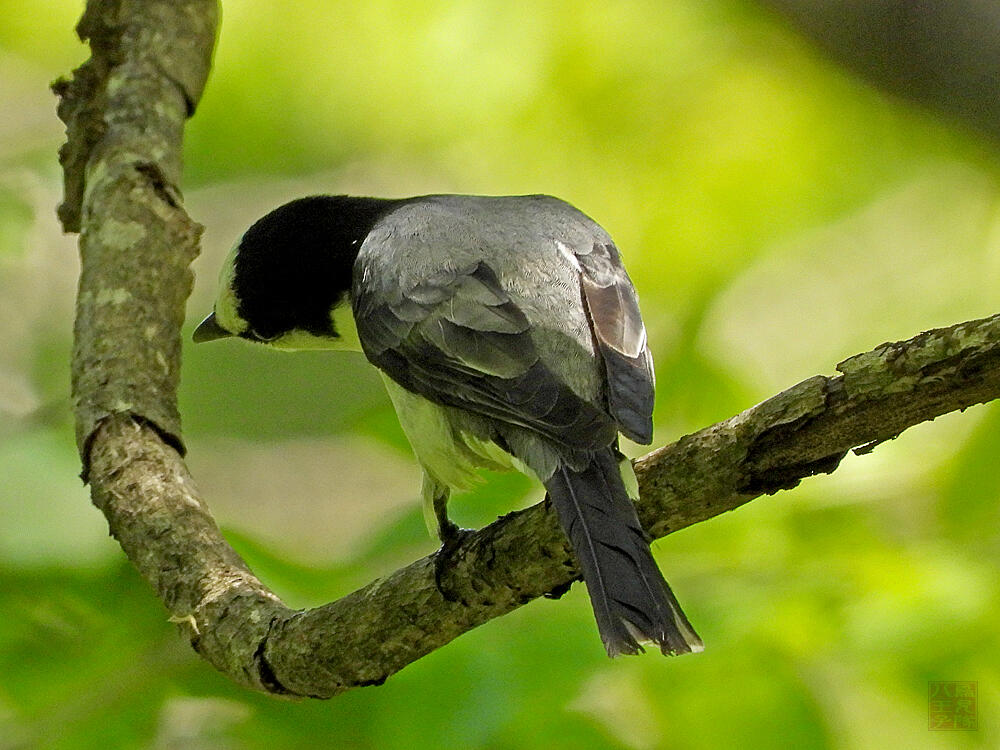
[193,193,702,657]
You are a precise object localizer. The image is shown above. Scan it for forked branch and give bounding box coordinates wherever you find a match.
[56,0,1000,699]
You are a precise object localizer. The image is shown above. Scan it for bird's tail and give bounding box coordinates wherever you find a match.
[543,449,702,657]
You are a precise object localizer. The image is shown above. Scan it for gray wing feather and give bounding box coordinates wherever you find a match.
[356,261,616,450]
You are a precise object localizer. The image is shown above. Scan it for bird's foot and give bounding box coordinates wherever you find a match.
[433,521,475,602]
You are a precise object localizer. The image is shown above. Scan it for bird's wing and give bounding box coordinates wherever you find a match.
[354,260,617,451]
[572,241,655,444]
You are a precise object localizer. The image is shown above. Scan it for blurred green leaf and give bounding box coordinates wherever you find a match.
[0,427,114,567]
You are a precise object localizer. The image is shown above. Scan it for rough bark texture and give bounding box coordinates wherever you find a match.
[57,0,1000,700]
[54,0,217,459]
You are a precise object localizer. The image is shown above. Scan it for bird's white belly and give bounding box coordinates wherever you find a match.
[379,374,516,489]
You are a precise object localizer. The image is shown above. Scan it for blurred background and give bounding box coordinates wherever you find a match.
[3,0,1000,747]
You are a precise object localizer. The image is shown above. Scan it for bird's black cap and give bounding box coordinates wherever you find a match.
[228,195,402,341]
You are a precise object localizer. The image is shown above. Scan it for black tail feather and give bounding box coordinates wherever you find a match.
[544,449,702,657]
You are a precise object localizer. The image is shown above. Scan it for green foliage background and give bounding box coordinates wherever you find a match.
[2,1,1000,747]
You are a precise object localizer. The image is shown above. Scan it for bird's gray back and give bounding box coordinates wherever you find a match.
[356,194,613,398]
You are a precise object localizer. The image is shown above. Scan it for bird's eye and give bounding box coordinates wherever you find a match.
[248,328,279,342]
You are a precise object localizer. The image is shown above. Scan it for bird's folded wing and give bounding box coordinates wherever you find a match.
[354,260,616,451]
[574,241,655,444]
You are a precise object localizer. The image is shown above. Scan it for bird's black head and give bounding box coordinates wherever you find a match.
[198,195,400,345]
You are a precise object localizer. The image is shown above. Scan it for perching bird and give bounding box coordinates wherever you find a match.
[193,193,702,657]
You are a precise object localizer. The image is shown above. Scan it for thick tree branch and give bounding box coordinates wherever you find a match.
[57,0,1000,700]
[84,313,1000,699]
[54,0,217,457]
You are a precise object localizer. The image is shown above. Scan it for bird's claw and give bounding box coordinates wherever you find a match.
[433,523,474,602]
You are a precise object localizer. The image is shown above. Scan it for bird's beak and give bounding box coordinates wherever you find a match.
[192,312,233,343]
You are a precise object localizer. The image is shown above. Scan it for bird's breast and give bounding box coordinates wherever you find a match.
[379,374,515,490]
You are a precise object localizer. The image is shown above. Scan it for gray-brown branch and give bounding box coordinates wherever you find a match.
[56,0,1000,700]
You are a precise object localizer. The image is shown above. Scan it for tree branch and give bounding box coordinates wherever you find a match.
[56,0,1000,700]
[53,0,216,456]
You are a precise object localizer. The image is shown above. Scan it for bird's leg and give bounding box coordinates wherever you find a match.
[433,484,461,544]
[421,474,472,544]
[423,475,472,601]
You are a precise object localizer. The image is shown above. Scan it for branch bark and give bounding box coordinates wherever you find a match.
[56,1,1000,699]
